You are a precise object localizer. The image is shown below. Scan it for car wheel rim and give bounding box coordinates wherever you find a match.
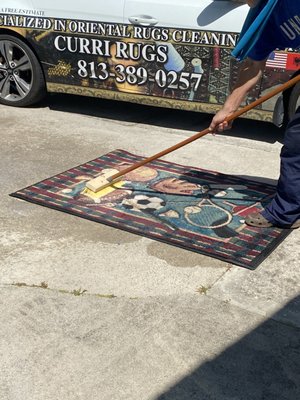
[0,40,33,102]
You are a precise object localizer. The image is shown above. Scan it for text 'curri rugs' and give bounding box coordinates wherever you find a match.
[10,149,291,269]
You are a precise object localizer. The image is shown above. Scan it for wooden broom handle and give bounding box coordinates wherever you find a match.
[109,74,300,182]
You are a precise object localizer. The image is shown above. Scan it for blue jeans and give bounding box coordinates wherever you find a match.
[262,106,300,226]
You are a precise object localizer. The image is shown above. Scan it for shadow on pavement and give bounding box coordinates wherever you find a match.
[156,295,300,400]
[40,93,284,144]
[236,175,278,186]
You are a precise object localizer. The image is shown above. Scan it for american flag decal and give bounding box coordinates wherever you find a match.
[266,51,288,69]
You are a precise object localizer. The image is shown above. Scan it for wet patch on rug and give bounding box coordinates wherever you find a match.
[10,149,291,269]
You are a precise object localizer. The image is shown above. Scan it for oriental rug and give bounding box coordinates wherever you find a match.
[10,149,291,269]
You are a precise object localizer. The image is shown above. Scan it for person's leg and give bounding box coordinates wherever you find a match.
[247,107,300,228]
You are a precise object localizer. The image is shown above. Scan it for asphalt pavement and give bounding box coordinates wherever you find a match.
[0,94,299,400]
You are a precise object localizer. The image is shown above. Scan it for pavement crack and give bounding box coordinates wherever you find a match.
[196,264,232,295]
[7,281,117,300]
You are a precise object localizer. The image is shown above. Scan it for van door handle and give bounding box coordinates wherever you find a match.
[128,15,158,26]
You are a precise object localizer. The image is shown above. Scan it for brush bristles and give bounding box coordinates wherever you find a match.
[85,177,112,192]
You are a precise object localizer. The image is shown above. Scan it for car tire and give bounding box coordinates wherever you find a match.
[287,80,300,121]
[0,34,46,107]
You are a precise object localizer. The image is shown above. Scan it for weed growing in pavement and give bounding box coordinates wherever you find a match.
[71,288,87,296]
[196,285,211,295]
[11,282,116,299]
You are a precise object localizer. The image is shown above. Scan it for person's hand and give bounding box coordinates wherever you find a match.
[209,109,233,133]
[246,0,260,7]
[231,0,260,7]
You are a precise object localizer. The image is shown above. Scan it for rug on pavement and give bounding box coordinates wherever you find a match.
[10,149,291,269]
